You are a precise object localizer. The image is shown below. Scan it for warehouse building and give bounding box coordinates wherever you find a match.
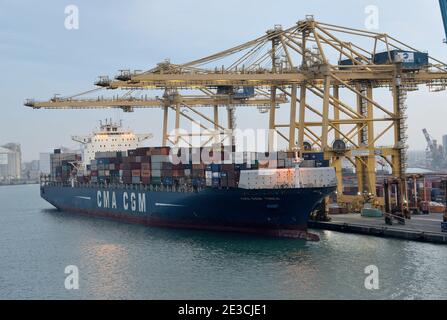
[0,143,22,180]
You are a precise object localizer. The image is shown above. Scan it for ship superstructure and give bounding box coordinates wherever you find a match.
[72,119,152,168]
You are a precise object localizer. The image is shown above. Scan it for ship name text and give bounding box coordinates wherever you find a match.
[96,190,146,213]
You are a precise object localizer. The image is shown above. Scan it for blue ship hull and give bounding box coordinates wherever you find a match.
[41,185,335,240]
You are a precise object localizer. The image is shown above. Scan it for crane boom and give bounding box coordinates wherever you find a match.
[24,95,287,111]
[423,128,435,152]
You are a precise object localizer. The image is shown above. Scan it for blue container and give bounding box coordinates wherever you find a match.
[217,86,233,95]
[316,160,330,168]
[442,222,447,233]
[211,164,221,172]
[373,50,429,69]
[98,159,110,165]
[234,86,255,98]
[192,178,205,187]
[217,86,255,98]
[431,188,443,198]
[303,153,325,162]
[235,163,247,170]
[162,177,174,185]
[339,57,365,66]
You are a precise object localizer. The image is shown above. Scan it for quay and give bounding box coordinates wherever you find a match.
[309,214,447,245]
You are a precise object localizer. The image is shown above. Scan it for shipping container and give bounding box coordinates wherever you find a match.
[192,178,205,187]
[141,170,151,178]
[162,177,174,185]
[303,153,325,161]
[373,50,429,69]
[131,176,141,184]
[212,177,220,188]
[151,170,162,177]
[131,170,141,177]
[151,177,162,185]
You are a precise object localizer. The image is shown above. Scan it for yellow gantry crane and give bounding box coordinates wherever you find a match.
[26,16,447,206]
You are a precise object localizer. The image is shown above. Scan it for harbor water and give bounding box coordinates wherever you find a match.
[0,185,446,300]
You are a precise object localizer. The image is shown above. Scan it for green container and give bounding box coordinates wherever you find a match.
[151,177,162,185]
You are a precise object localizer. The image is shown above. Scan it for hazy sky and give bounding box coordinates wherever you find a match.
[1,0,447,161]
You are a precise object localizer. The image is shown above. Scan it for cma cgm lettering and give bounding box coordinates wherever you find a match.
[96,190,146,213]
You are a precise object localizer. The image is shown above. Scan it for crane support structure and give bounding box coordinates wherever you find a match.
[26,16,447,206]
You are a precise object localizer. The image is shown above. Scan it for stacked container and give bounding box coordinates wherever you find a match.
[50,150,81,182]
[50,146,331,189]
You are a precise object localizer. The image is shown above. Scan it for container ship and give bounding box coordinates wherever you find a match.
[41,121,337,241]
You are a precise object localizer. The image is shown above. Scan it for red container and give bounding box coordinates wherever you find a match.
[432,181,441,189]
[150,147,171,156]
[192,163,206,170]
[172,170,184,178]
[161,169,174,177]
[221,177,237,188]
[141,170,151,178]
[162,162,173,170]
[120,163,131,170]
[192,169,205,178]
[173,164,184,170]
[121,170,131,177]
[222,164,235,171]
[132,170,141,177]
[131,163,141,170]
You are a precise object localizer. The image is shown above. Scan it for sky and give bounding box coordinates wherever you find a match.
[1,0,447,161]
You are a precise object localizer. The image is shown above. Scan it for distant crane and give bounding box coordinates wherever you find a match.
[422,128,445,169]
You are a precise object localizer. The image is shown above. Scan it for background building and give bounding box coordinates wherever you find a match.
[443,135,447,157]
[0,143,22,181]
[22,160,40,182]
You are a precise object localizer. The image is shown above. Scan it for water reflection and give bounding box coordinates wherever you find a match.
[37,207,447,299]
